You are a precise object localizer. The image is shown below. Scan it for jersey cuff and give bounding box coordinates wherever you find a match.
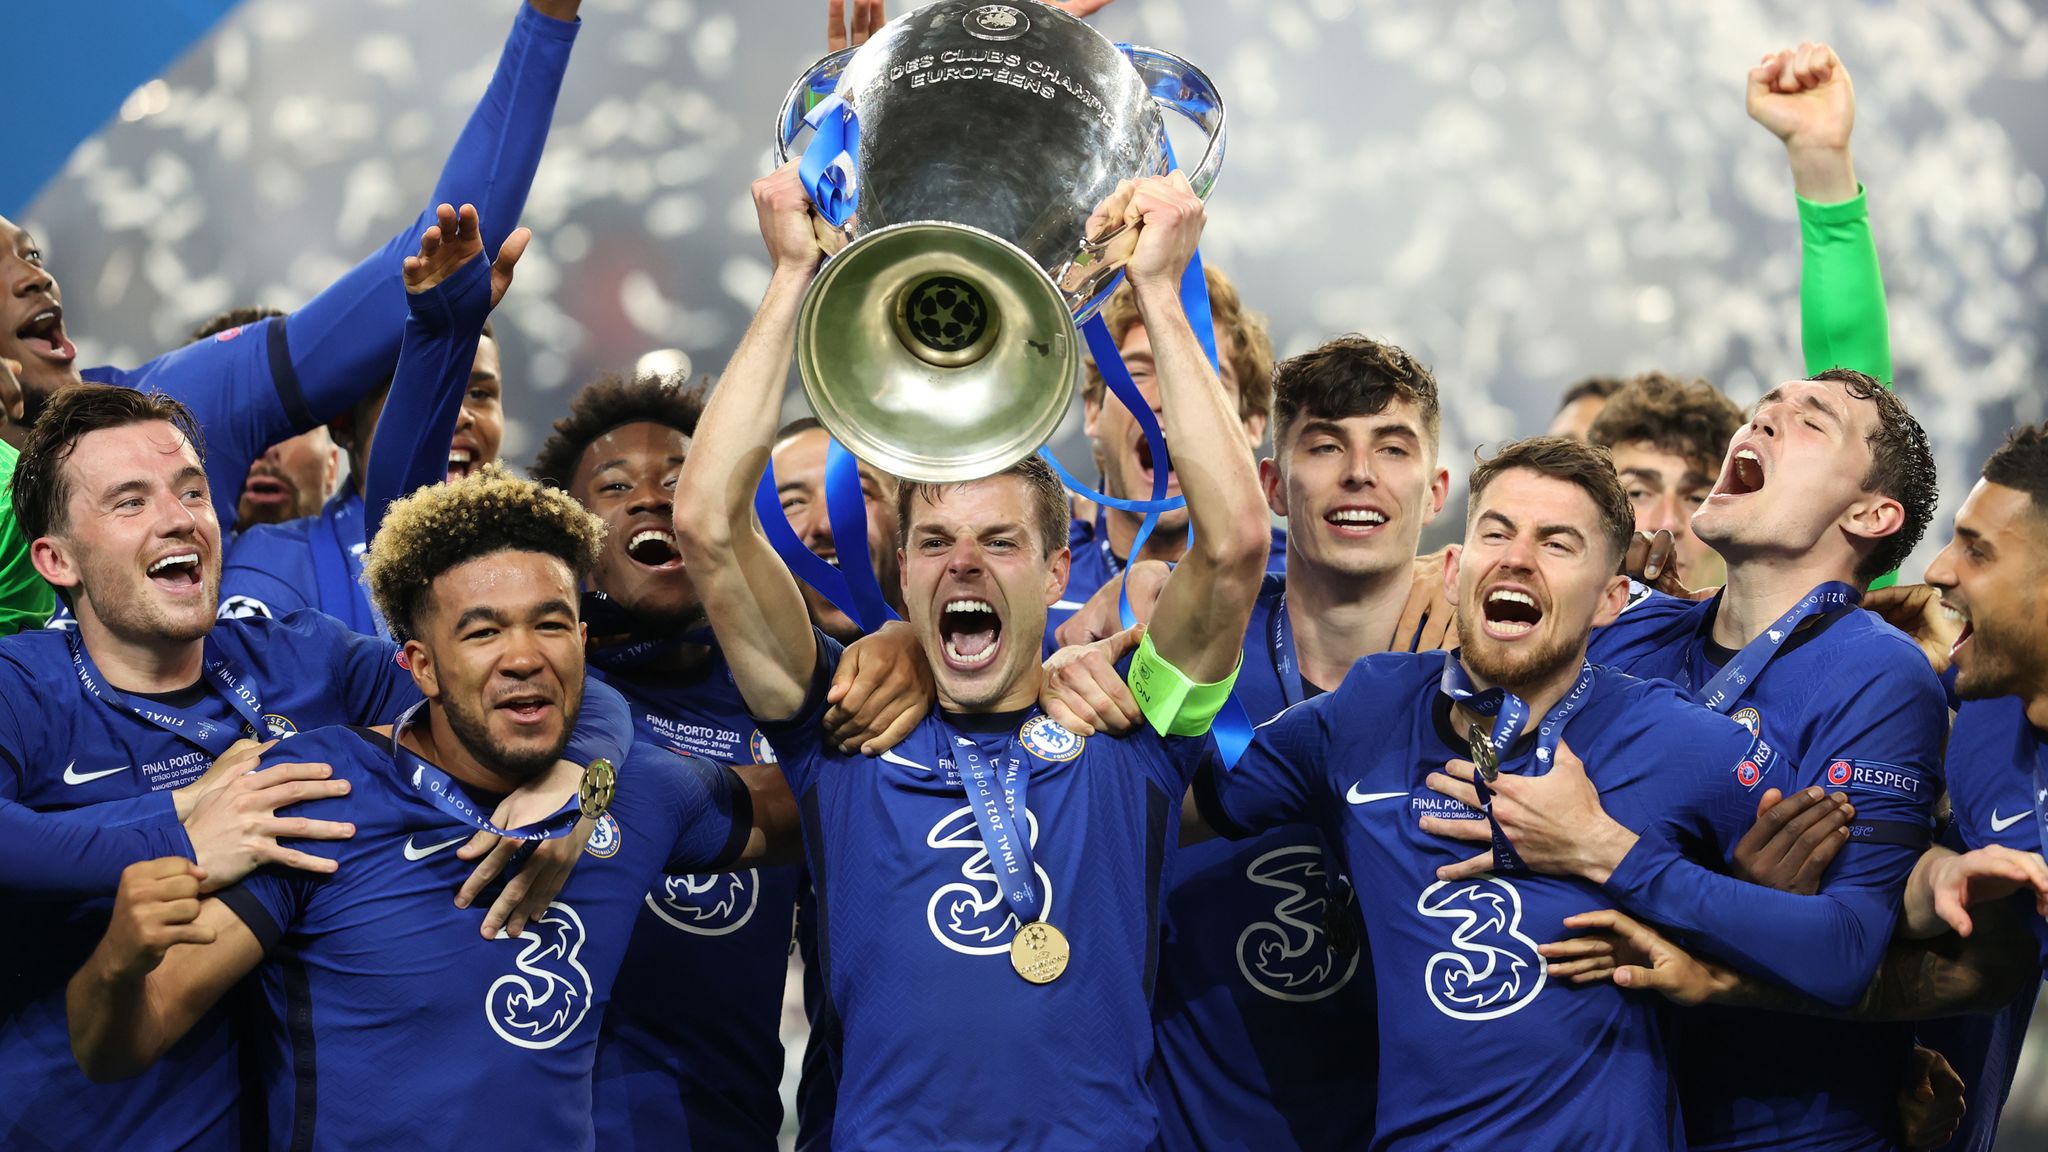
[1796,184,1869,222]
[1127,632,1241,738]
[1602,825,1682,900]
[712,764,755,870]
[214,884,284,953]
[264,319,314,432]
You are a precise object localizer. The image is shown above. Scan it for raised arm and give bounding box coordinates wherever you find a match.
[67,861,267,1080]
[1116,175,1268,683]
[1748,41,1892,384]
[363,204,530,541]
[671,163,823,722]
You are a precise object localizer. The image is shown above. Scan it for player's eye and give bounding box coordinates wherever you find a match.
[23,248,42,265]
[1626,487,1653,502]
[1380,445,1408,458]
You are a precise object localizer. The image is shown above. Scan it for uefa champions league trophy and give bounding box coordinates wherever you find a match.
[774,0,1226,483]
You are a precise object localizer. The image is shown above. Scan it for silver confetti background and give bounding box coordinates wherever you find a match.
[21,1,2048,1142]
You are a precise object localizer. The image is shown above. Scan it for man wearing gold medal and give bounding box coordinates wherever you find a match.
[673,160,1267,1149]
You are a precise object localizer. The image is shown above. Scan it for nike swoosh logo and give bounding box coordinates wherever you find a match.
[1346,785,1407,806]
[1990,809,2033,833]
[403,835,467,861]
[63,761,130,785]
[878,749,934,775]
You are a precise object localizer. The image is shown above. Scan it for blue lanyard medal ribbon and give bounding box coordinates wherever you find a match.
[1438,659,1598,875]
[68,631,267,757]
[389,702,584,843]
[1689,582,1859,714]
[952,726,1072,983]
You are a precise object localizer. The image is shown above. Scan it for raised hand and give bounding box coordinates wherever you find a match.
[100,859,218,981]
[827,0,886,52]
[402,202,532,311]
[754,160,828,276]
[1747,42,1858,202]
[1120,173,1205,295]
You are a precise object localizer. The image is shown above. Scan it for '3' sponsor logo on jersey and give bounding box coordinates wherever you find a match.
[1235,845,1360,1002]
[646,870,760,935]
[1415,878,1547,1021]
[925,804,1054,955]
[486,902,595,1050]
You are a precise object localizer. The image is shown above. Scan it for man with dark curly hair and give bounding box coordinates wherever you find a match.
[532,371,813,1152]
[1588,372,1744,590]
[65,465,798,1150]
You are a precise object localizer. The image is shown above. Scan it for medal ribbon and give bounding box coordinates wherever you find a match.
[952,731,1044,924]
[1689,582,1859,714]
[68,631,265,757]
[1438,659,1599,875]
[389,702,582,841]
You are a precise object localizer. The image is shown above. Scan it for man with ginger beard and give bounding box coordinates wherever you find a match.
[1186,436,1883,1150]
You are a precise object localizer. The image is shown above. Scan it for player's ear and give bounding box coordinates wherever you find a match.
[28,535,79,596]
[1590,572,1631,628]
[403,637,439,698]
[1842,492,1905,550]
[1043,545,1072,608]
[1441,543,1464,609]
[1423,464,1450,523]
[1259,455,1286,520]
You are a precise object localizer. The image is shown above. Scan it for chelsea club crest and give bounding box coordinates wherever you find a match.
[1019,715,1084,762]
[584,813,622,858]
[1731,707,1762,737]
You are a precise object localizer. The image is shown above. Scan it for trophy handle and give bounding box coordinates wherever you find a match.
[1119,45,1228,200]
[774,46,860,165]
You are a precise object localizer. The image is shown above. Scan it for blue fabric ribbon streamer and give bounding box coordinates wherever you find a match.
[825,438,901,632]
[798,92,860,229]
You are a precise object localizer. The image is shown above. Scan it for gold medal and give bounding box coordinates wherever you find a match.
[579,758,617,821]
[1467,724,1499,784]
[1010,921,1071,985]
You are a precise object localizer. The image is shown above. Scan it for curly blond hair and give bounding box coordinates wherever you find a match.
[365,464,605,640]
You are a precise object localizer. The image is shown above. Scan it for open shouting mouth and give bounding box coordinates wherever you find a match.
[939,597,1002,671]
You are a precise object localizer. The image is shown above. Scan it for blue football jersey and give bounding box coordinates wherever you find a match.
[591,649,799,1152]
[764,631,1206,1151]
[219,489,370,627]
[1150,576,1376,1152]
[222,725,748,1150]
[1916,698,2048,1152]
[0,612,415,1152]
[1591,591,1949,1152]
[1200,651,1776,1152]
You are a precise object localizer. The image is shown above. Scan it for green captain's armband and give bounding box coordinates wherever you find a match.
[1127,630,1241,738]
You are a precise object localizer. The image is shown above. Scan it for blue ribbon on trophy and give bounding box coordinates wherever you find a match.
[797,92,860,229]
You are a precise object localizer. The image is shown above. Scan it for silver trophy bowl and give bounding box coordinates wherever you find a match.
[775,0,1225,483]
